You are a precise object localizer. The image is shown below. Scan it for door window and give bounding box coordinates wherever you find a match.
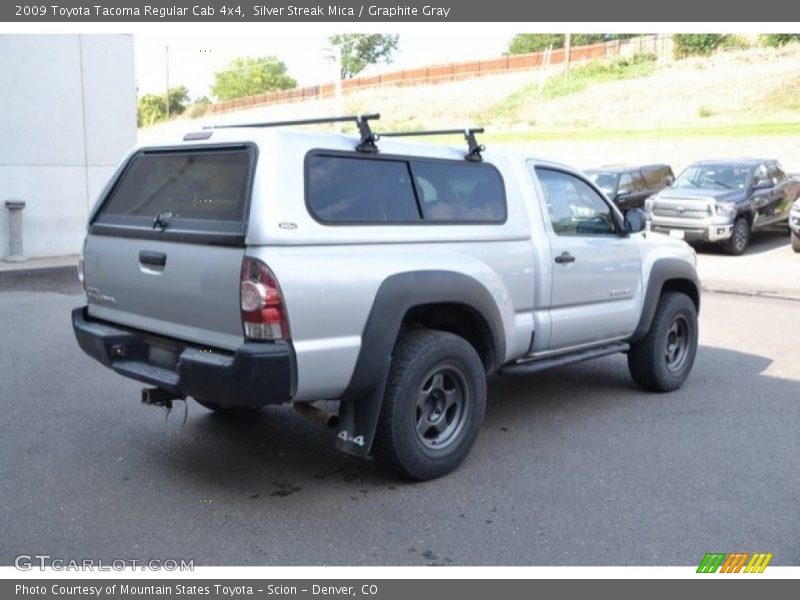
[753,164,769,186]
[631,172,647,191]
[536,168,617,236]
[618,173,634,194]
[767,162,786,184]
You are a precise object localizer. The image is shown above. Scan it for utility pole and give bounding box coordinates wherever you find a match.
[564,33,572,78]
[324,45,344,132]
[165,44,170,120]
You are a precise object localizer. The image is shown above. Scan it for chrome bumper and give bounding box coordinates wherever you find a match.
[648,217,734,243]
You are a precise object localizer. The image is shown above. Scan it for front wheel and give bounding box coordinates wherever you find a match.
[628,292,698,392]
[722,217,750,255]
[792,231,800,253]
[372,329,487,480]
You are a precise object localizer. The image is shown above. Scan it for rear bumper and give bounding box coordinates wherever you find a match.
[72,306,295,408]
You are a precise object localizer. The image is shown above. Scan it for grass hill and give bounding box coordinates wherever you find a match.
[140,44,800,147]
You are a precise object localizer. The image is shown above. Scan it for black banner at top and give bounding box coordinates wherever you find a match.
[3,0,800,22]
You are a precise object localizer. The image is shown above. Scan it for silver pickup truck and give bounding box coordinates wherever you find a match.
[72,115,700,479]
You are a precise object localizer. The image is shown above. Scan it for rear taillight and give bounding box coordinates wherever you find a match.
[240,257,290,341]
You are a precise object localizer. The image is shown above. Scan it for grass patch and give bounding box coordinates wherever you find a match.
[541,53,657,98]
[766,79,800,111]
[697,105,714,118]
[482,121,800,143]
[486,53,657,122]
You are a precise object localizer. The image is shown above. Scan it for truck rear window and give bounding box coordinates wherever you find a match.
[306,153,506,224]
[306,155,420,223]
[94,148,253,236]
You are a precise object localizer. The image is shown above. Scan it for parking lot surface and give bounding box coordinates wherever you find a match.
[696,230,800,301]
[1,245,799,566]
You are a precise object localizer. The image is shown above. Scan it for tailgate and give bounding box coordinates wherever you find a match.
[83,144,256,351]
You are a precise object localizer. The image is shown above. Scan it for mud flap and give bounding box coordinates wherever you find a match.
[334,358,391,457]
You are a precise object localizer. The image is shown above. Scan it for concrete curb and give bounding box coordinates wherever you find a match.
[703,285,800,303]
[0,255,78,273]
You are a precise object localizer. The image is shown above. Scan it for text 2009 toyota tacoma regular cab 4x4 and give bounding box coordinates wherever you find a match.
[73,114,700,480]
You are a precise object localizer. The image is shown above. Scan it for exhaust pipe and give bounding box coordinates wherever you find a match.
[294,403,339,429]
[141,387,182,408]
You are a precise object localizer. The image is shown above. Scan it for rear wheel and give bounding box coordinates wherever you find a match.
[722,217,750,255]
[792,231,800,253]
[628,291,698,392]
[373,329,487,480]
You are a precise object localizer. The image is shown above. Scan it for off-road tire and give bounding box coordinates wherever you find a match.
[628,291,698,392]
[722,217,750,255]
[372,329,487,480]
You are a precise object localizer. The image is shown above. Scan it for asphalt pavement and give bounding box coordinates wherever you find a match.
[1,254,799,566]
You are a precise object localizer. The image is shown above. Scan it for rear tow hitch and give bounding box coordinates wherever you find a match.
[141,387,188,426]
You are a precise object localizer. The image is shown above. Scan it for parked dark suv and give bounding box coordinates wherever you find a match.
[585,164,674,211]
[646,158,800,255]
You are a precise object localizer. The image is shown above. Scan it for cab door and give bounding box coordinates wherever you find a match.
[767,162,794,222]
[532,166,642,351]
[751,162,786,228]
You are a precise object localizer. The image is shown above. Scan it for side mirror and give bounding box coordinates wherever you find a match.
[665,176,674,186]
[624,208,647,234]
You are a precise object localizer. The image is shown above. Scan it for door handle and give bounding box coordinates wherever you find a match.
[554,252,576,264]
[139,251,167,267]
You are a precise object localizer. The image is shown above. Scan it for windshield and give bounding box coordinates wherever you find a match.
[586,172,619,196]
[673,164,751,190]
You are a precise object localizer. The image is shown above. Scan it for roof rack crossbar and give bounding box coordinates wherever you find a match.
[379,128,486,162]
[204,113,381,154]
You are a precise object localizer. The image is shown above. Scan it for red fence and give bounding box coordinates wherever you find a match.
[206,36,668,116]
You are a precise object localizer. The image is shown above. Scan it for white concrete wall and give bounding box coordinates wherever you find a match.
[0,34,136,260]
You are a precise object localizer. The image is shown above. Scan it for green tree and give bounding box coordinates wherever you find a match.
[508,34,565,54]
[136,85,190,127]
[211,56,297,101]
[166,85,190,115]
[188,96,212,119]
[328,34,400,78]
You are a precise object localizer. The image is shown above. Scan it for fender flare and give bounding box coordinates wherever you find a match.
[629,258,701,343]
[335,270,506,456]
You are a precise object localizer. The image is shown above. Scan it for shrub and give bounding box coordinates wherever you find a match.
[762,34,800,47]
[187,97,211,119]
[722,35,749,50]
[673,34,730,58]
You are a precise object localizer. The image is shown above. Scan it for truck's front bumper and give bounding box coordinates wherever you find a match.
[72,307,295,408]
[649,217,734,243]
